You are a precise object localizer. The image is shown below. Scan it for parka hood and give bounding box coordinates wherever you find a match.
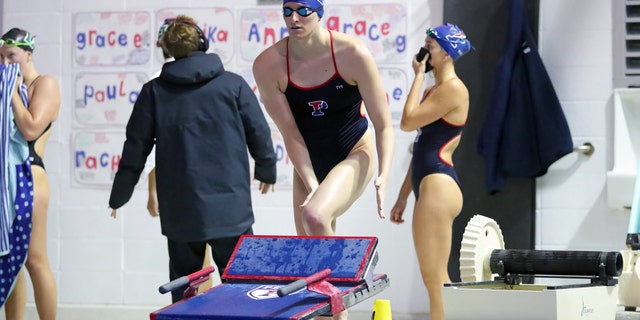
[159,51,224,85]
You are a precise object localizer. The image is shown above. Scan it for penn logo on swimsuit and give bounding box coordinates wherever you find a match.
[308,100,328,116]
[247,285,300,300]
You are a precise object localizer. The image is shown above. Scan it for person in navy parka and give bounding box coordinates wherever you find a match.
[108,15,277,303]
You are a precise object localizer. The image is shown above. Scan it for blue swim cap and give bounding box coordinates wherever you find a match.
[427,23,472,61]
[283,0,324,18]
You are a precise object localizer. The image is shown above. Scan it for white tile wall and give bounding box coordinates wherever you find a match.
[1,0,633,318]
[4,0,62,13]
[547,65,613,101]
[540,0,612,31]
[537,0,627,254]
[562,101,608,138]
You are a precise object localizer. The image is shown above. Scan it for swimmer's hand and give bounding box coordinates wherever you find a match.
[390,198,407,224]
[300,188,317,209]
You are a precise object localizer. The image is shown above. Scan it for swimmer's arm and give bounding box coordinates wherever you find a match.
[390,164,412,224]
[344,39,394,218]
[344,38,394,184]
[397,163,413,200]
[253,50,318,192]
[400,68,427,132]
[401,77,465,132]
[12,75,60,140]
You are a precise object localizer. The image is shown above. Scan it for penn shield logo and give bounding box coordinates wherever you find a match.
[247,285,303,300]
[247,285,280,300]
[309,100,328,116]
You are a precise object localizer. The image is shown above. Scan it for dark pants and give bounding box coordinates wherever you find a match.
[167,227,253,302]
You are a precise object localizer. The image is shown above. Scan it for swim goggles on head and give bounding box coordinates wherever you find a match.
[158,18,175,41]
[0,38,34,48]
[283,6,323,17]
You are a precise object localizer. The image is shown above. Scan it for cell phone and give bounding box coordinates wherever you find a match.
[416,47,428,62]
[416,47,433,73]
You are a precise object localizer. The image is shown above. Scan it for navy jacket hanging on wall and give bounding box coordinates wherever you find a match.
[478,0,573,194]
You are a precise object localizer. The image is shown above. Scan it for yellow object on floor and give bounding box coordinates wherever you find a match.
[372,299,392,320]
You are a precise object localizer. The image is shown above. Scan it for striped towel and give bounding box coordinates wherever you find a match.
[0,63,33,307]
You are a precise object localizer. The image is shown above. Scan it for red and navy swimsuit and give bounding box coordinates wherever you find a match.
[411,86,465,198]
[284,31,368,182]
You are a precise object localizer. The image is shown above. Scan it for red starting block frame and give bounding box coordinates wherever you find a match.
[150,235,390,320]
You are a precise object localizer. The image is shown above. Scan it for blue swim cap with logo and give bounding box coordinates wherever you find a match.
[283,0,324,18]
[427,23,472,61]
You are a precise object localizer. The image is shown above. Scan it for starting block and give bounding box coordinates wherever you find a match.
[150,235,390,320]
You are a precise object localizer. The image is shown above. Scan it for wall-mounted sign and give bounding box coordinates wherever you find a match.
[72,130,143,187]
[155,8,235,64]
[74,12,151,66]
[74,72,148,127]
[239,4,408,63]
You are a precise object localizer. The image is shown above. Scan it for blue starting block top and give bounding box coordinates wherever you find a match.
[150,279,386,320]
[223,235,378,282]
[151,235,388,320]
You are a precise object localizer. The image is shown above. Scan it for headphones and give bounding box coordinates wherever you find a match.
[163,19,209,53]
[190,23,209,52]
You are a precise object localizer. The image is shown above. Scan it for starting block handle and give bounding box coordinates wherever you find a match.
[159,266,216,294]
[277,268,332,297]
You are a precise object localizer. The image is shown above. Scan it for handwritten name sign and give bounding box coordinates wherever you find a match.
[73,131,131,187]
[74,72,148,126]
[74,12,151,66]
[155,8,235,64]
[240,4,408,63]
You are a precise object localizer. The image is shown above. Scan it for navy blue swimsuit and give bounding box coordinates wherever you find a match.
[411,87,465,198]
[284,31,368,182]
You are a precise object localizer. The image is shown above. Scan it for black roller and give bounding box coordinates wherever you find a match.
[489,250,623,277]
